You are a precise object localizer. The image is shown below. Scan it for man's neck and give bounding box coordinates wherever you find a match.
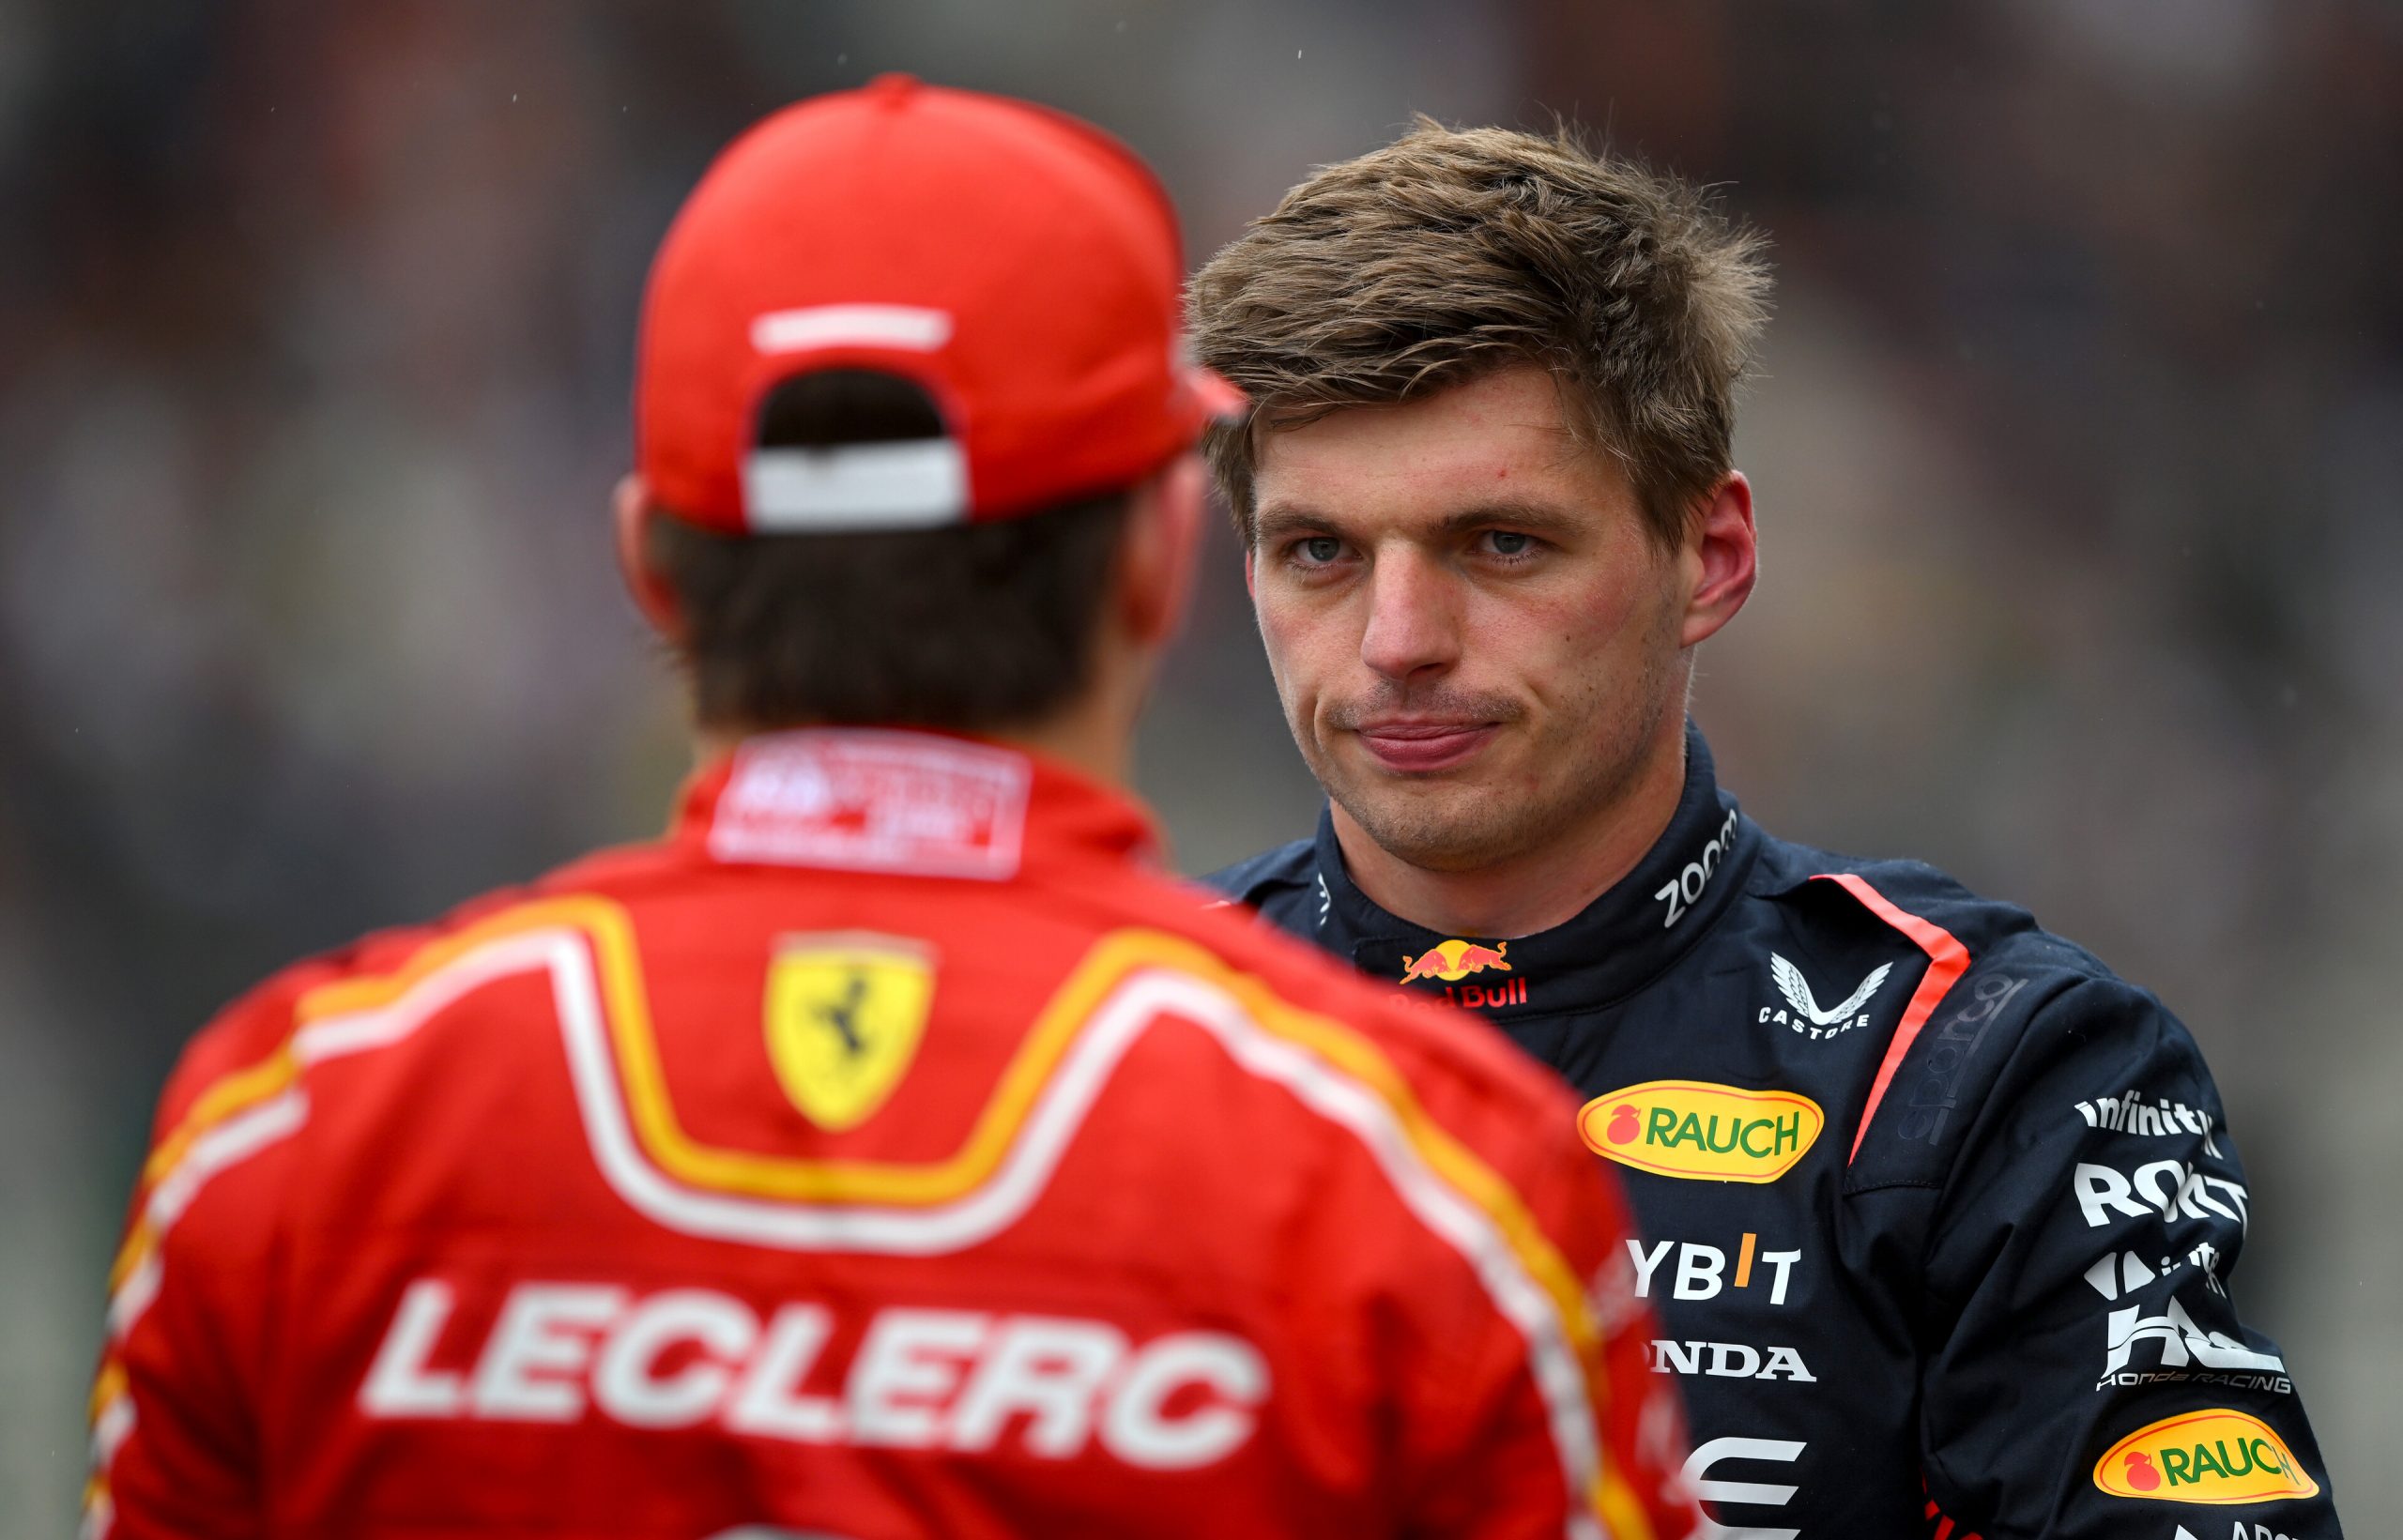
[1332,724,1689,939]
[693,692,1135,791]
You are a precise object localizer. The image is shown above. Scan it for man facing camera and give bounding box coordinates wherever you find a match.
[1196,120,2343,1538]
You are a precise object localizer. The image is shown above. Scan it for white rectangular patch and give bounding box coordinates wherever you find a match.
[742,439,969,531]
[709,731,1031,881]
[751,304,953,356]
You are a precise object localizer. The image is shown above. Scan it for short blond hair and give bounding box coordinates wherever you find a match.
[1190,118,1770,546]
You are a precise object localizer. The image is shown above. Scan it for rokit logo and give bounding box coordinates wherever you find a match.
[1627,1233,1803,1304]
[2092,1410,2319,1504]
[1577,1081,1823,1183]
[2075,1087,2222,1156]
[2075,1158,2250,1233]
[1760,953,1891,1040]
[2099,1290,2289,1394]
[1655,805,1739,929]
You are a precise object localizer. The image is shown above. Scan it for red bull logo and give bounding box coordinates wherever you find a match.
[1398,939,1528,1009]
[1400,938,1510,983]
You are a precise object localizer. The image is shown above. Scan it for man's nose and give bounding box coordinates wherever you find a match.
[1358,550,1462,683]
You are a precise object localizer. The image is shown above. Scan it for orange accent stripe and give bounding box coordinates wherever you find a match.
[1817,873,1970,1164]
[1735,1231,1756,1288]
[87,1359,127,1423]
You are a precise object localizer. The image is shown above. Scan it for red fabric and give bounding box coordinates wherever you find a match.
[635,78,1236,532]
[91,730,1698,1540]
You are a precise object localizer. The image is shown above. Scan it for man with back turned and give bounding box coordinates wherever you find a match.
[84,84,1700,1540]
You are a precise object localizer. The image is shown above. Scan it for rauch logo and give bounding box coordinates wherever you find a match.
[2092,1410,2319,1504]
[1576,1080,1823,1183]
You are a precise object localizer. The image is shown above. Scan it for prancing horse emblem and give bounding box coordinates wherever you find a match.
[763,934,936,1130]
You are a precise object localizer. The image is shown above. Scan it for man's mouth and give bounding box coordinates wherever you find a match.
[1352,719,1500,773]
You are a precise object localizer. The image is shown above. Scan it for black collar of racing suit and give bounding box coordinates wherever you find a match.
[1309,721,1759,1019]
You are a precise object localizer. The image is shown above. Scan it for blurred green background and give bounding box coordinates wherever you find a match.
[4,1,2398,1529]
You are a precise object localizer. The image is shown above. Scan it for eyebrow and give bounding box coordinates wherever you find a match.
[1251,497,1589,544]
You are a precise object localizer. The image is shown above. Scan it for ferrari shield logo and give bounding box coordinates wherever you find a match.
[763,934,935,1131]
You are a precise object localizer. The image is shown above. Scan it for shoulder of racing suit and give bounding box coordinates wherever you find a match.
[1740,840,2164,1190]
[1203,835,1320,927]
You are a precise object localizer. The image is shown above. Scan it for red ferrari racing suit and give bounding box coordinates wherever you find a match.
[88,727,1699,1540]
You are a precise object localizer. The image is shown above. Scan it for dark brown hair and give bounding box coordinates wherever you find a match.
[1189,118,1770,546]
[647,371,1129,734]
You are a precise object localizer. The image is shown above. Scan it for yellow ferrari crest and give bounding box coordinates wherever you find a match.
[762,934,935,1131]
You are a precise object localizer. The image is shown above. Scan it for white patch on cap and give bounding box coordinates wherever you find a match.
[750,304,953,355]
[742,439,969,530]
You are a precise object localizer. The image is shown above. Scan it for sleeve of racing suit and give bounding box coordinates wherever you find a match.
[84,996,303,1540]
[1918,974,2343,1536]
[1393,1092,1703,1540]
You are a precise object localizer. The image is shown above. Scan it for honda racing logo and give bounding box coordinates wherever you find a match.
[2098,1290,2289,1394]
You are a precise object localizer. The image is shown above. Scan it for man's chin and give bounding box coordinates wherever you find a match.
[1324,776,1538,875]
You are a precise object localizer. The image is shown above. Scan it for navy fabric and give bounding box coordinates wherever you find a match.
[1206,724,2343,1539]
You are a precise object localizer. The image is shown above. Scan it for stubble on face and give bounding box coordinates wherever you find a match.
[1248,364,1696,890]
[1303,587,1685,875]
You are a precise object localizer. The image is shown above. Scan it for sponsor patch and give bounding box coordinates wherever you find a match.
[2074,1158,2250,1233]
[1761,953,1890,1039]
[1398,938,1529,1008]
[1627,1232,1803,1304]
[2098,1290,2288,1393]
[2075,1087,2222,1156]
[1892,971,2027,1143]
[709,730,1031,880]
[1578,1081,1823,1183]
[1655,806,1740,929]
[1398,938,1510,983]
[763,934,935,1131]
[2092,1410,2318,1504]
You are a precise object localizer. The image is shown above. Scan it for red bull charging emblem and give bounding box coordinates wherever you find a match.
[1398,939,1528,1008]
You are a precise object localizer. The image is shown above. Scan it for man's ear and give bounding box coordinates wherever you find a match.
[1679,470,1757,648]
[1115,451,1206,651]
[613,475,686,642]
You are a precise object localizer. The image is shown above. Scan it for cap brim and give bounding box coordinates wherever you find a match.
[1184,365,1247,423]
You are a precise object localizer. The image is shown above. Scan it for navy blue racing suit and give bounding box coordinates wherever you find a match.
[1206,724,2342,1539]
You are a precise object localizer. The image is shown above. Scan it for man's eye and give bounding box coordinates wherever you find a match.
[1485,530,1535,557]
[1299,536,1343,563]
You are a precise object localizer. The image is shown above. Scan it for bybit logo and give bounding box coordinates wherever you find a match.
[1627,1232,1803,1305]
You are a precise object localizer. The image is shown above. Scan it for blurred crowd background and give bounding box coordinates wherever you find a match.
[3,0,2397,1527]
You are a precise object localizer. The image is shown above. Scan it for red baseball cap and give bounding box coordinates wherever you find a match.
[635,75,1239,534]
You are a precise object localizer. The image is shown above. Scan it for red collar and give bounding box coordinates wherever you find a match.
[672,728,1160,882]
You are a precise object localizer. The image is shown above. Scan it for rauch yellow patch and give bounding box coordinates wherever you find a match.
[1576,1080,1822,1183]
[2093,1409,2318,1504]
